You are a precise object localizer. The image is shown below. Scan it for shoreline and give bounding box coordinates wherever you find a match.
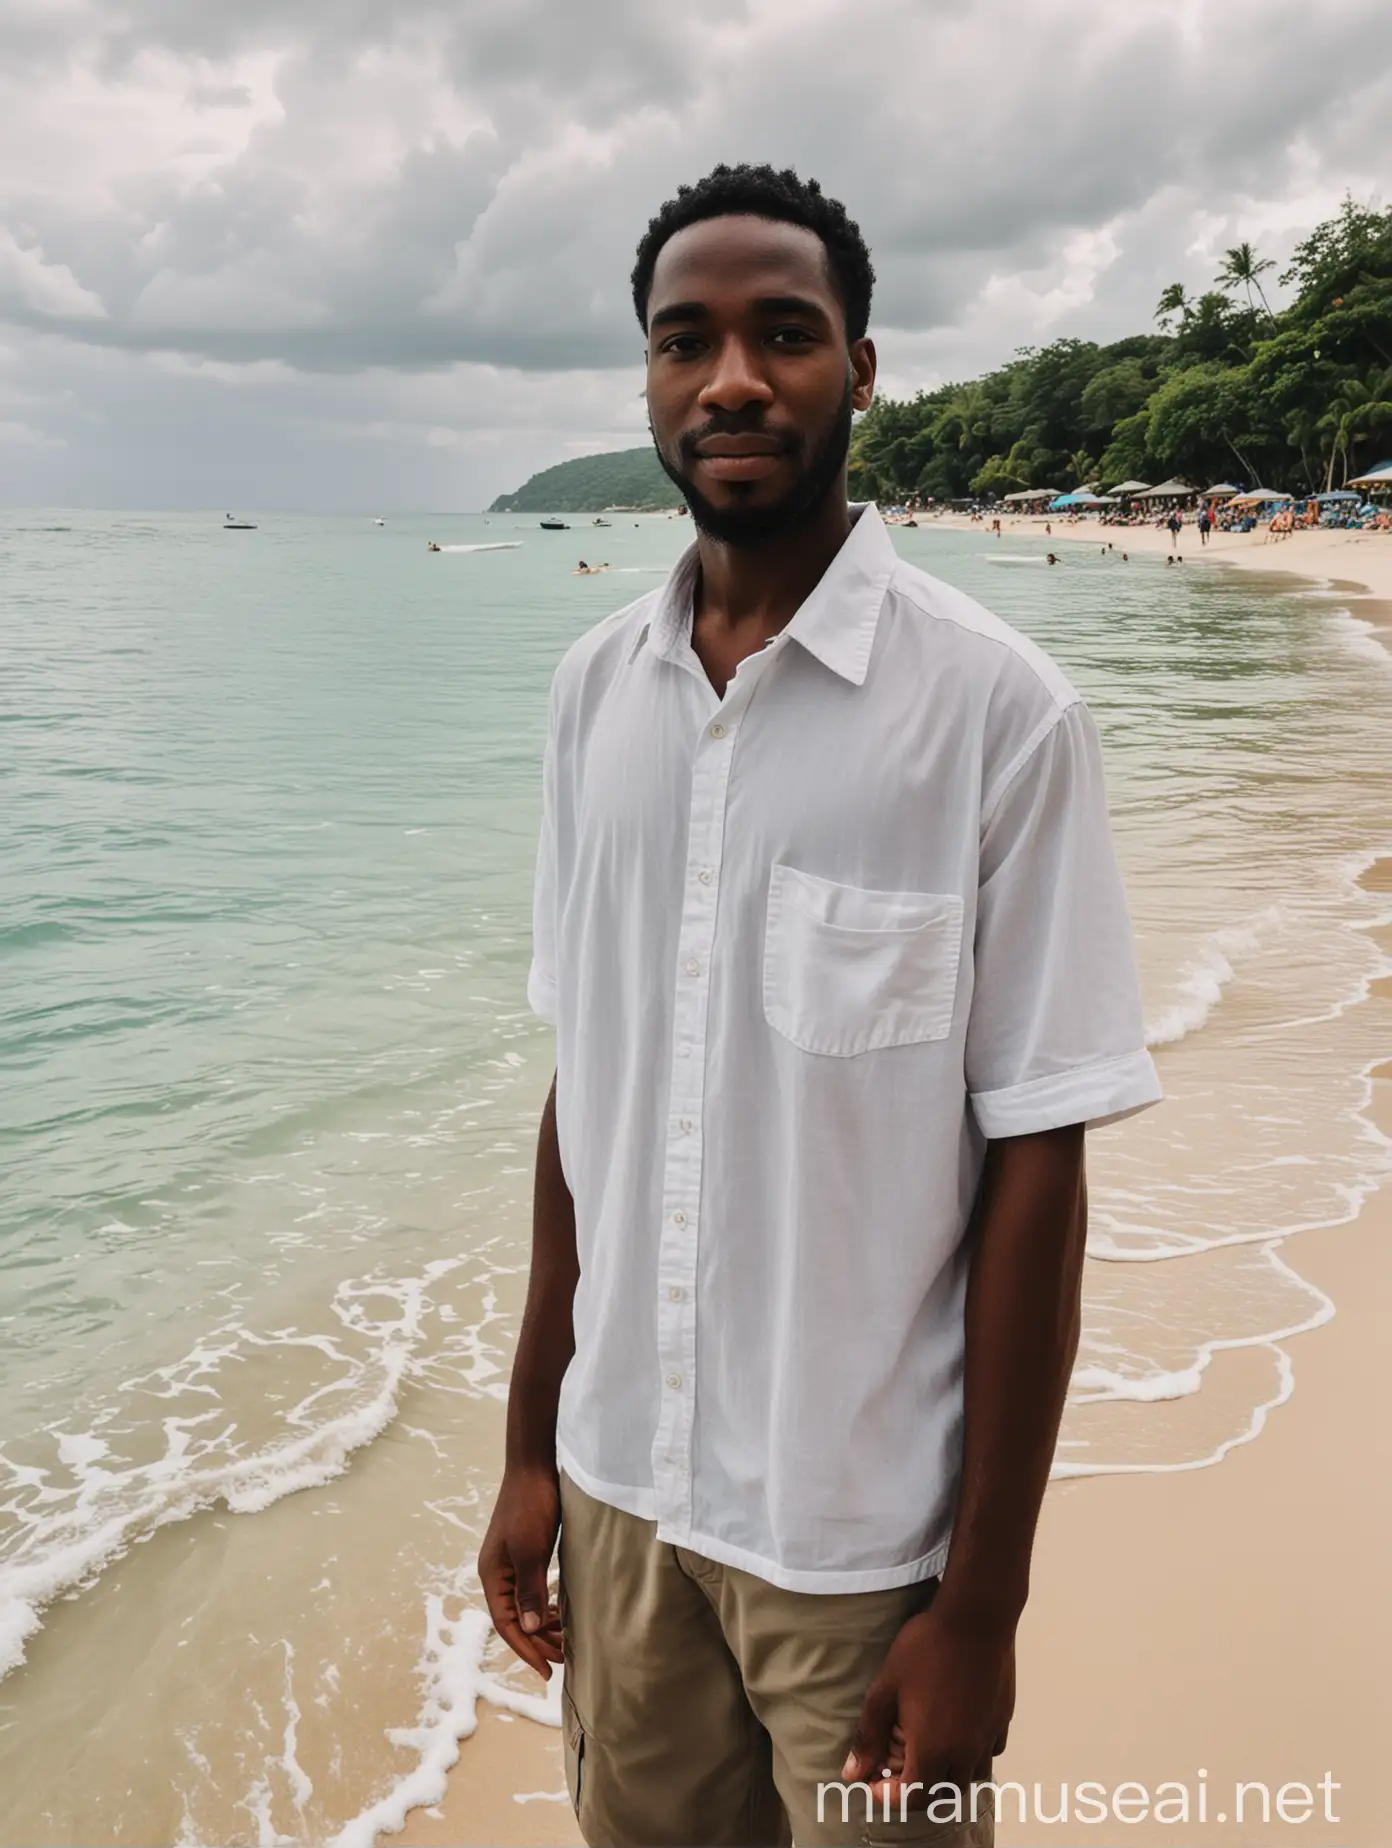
[925,509,1392,607]
[386,529,1392,1848]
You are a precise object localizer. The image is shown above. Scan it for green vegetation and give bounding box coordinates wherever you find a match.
[848,199,1392,503]
[488,446,680,512]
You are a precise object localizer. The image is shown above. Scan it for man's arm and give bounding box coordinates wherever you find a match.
[478,1071,579,1679]
[844,1122,1087,1801]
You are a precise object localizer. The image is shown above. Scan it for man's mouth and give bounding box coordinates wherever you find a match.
[690,432,790,480]
[693,434,785,457]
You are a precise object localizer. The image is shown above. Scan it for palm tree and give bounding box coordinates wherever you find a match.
[1317,367,1392,488]
[1215,242,1277,324]
[1066,448,1096,491]
[1155,282,1190,331]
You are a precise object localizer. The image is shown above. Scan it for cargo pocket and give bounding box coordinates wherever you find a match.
[561,1682,586,1818]
[860,1780,995,1845]
[763,862,964,1058]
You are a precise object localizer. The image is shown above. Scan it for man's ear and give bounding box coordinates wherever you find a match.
[850,337,876,413]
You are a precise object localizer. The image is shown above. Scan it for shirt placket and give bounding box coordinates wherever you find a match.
[650,638,784,1541]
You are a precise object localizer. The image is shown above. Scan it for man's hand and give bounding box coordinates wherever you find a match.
[841,1603,1015,1813]
[478,1465,565,1679]
[839,1125,1086,1814]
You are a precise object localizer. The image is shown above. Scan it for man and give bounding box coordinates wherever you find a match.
[480,164,1161,1847]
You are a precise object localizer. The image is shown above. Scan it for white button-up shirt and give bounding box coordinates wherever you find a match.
[528,504,1160,1593]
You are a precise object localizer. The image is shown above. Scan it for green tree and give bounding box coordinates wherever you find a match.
[827,202,1392,510]
[1080,359,1154,434]
[1155,282,1190,331]
[1317,366,1392,487]
[1216,241,1277,323]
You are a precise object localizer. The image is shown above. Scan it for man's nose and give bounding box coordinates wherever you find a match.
[697,336,775,414]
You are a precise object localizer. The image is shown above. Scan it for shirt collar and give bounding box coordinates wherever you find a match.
[626,502,896,687]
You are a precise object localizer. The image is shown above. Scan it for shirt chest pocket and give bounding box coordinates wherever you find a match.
[762,862,964,1058]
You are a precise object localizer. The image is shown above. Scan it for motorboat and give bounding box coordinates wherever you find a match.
[223,515,257,529]
[540,518,570,530]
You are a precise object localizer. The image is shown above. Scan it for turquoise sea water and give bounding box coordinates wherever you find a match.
[2,510,1390,1842]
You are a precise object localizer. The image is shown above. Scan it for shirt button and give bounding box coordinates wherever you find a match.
[668,1285,685,1302]
[709,721,726,739]
[685,957,701,976]
[666,1373,683,1390]
[671,1208,687,1226]
[697,867,714,885]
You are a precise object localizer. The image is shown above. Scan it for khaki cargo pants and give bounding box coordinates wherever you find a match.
[558,1473,994,1847]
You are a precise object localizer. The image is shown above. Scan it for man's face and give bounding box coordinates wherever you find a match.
[643,215,876,546]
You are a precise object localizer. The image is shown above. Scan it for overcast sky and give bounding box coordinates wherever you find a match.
[3,0,1389,510]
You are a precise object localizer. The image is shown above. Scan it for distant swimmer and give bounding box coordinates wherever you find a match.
[427,541,441,552]
[1046,552,1058,565]
[1122,551,1129,561]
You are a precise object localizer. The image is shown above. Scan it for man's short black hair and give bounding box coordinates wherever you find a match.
[631,163,875,343]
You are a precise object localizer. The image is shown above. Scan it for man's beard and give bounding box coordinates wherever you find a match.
[651,383,854,549]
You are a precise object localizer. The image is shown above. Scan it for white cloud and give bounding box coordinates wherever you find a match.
[0,227,107,319]
[0,0,1389,505]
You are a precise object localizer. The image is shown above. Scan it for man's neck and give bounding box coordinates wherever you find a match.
[692,481,855,638]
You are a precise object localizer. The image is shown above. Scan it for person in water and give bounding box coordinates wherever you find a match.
[482,161,1159,1848]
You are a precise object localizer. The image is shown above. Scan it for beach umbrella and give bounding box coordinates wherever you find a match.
[1109,479,1150,494]
[1136,478,1196,499]
[1313,490,1360,502]
[1202,483,1239,498]
[1348,461,1392,489]
[1228,489,1292,507]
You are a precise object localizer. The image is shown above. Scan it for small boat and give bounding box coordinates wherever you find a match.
[540,518,570,531]
[223,515,257,529]
[373,517,385,526]
[592,517,611,527]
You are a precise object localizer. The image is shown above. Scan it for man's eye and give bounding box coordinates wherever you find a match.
[770,328,814,346]
[661,335,705,355]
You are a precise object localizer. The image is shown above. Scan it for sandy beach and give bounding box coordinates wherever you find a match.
[953,512,1392,605]
[382,531,1392,1848]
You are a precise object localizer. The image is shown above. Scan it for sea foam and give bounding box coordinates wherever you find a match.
[332,1577,561,1848]
[0,1259,464,1683]
[1144,908,1283,1046]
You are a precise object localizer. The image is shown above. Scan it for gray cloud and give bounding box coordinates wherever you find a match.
[1,0,1390,506]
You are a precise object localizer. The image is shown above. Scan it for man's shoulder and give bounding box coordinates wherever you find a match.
[550,587,663,703]
[883,556,1080,714]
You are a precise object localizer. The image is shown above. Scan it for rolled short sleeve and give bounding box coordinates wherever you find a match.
[526,675,560,1027]
[966,699,1161,1138]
